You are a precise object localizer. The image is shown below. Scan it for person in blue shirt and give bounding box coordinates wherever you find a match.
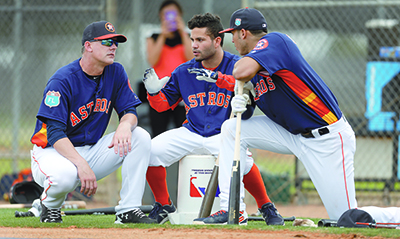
[30,21,156,224]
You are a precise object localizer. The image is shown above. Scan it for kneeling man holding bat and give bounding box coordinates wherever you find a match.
[200,7,357,223]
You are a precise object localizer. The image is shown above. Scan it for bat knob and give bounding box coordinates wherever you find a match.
[15,211,35,217]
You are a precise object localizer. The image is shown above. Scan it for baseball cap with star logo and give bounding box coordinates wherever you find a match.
[219,8,267,33]
[82,21,127,45]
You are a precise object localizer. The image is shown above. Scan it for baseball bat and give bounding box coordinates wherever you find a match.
[198,156,219,218]
[198,104,235,218]
[317,219,338,227]
[15,210,36,217]
[248,216,296,222]
[228,80,244,225]
[15,205,153,217]
[0,200,86,209]
[63,205,153,216]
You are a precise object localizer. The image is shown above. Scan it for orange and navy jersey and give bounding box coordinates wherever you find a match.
[247,33,342,134]
[31,59,141,148]
[148,51,240,137]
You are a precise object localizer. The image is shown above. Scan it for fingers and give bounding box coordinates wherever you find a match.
[117,139,130,157]
[196,76,217,83]
[113,139,125,157]
[142,68,163,94]
[143,68,155,81]
[127,137,132,154]
[80,179,97,197]
[110,136,132,157]
[79,170,97,197]
[188,68,207,75]
[188,68,215,79]
[231,95,248,114]
[242,94,251,105]
[187,67,201,74]
[237,81,256,98]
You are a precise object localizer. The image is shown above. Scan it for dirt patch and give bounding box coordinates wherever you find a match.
[0,227,378,239]
[0,203,383,239]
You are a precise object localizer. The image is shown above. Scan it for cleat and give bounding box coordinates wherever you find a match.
[40,201,62,223]
[115,208,157,224]
[259,202,285,225]
[193,210,247,225]
[148,202,176,224]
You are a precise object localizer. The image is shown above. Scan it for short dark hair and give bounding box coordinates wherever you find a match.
[249,29,268,35]
[188,13,225,47]
[159,0,183,15]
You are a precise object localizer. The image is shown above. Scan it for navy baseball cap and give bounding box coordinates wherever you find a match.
[82,21,127,45]
[220,8,267,33]
[337,209,375,228]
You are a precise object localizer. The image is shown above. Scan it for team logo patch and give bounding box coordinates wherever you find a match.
[254,39,269,50]
[235,18,242,26]
[190,169,220,198]
[105,22,115,32]
[44,91,61,108]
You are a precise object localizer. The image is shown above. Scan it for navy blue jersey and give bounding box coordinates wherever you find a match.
[148,51,240,137]
[31,58,141,147]
[247,32,342,134]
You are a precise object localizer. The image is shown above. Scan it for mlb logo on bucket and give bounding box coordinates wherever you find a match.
[190,168,220,197]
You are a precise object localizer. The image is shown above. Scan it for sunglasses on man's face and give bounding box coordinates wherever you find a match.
[91,39,119,47]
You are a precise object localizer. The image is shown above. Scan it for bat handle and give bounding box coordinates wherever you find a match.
[283,216,296,222]
[15,211,35,217]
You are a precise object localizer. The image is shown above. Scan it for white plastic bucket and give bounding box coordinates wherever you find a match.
[169,155,220,224]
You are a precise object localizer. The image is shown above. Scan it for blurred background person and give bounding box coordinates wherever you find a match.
[145,0,193,137]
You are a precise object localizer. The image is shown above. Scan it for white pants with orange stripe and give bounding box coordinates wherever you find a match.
[358,206,400,224]
[219,115,357,220]
[31,127,151,215]
[149,126,254,213]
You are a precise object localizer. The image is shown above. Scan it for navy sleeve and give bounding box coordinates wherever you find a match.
[45,118,67,146]
[118,106,138,120]
[242,95,255,120]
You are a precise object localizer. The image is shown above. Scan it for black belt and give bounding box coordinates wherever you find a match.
[301,127,330,138]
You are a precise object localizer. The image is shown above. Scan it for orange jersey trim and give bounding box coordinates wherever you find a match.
[275,70,338,125]
[202,64,236,92]
[216,72,235,92]
[147,91,182,112]
[31,123,48,148]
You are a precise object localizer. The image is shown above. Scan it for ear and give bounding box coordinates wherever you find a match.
[240,29,248,39]
[214,36,222,48]
[84,41,94,53]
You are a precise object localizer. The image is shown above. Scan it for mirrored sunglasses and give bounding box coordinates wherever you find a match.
[91,39,119,47]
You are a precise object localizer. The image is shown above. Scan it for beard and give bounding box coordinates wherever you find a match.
[194,47,216,62]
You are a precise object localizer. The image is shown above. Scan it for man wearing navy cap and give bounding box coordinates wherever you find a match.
[30,21,156,224]
[198,7,400,225]
[197,7,358,222]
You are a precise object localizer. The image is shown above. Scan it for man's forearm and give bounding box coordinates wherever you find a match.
[119,113,138,131]
[53,137,88,168]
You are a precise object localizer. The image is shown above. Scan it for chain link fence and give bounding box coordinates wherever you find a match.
[1,0,400,208]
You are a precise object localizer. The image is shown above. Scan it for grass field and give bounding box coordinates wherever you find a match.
[1,146,399,238]
[2,152,400,207]
[0,208,398,238]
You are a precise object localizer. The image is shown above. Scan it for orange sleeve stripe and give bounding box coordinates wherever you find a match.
[147,92,183,112]
[276,70,338,125]
[216,72,235,92]
[31,123,48,148]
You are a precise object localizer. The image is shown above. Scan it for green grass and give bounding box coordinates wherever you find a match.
[0,208,398,238]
